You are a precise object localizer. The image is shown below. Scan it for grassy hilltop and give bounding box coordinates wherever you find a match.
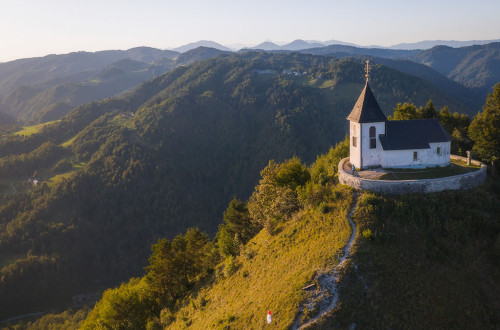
[19,139,499,329]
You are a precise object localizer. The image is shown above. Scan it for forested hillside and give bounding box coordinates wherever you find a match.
[20,139,499,329]
[414,42,500,93]
[0,47,178,96]
[2,42,497,125]
[0,52,491,320]
[0,47,228,124]
[301,42,500,110]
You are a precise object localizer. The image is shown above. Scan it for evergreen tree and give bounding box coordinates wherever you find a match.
[421,99,438,118]
[469,83,500,166]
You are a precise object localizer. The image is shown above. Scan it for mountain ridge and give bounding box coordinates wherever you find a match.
[0,52,479,319]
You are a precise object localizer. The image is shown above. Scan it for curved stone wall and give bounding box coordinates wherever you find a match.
[338,156,487,194]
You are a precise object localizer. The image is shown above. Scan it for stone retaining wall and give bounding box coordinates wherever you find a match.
[338,156,487,194]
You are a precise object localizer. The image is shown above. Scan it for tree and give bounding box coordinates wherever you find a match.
[82,278,154,329]
[247,159,308,234]
[222,197,257,245]
[438,106,454,132]
[275,157,311,189]
[144,229,216,312]
[144,238,183,310]
[421,99,438,118]
[216,197,258,258]
[389,102,419,120]
[438,106,472,155]
[469,83,500,166]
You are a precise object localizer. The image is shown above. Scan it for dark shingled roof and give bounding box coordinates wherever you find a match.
[347,82,387,123]
[379,119,452,150]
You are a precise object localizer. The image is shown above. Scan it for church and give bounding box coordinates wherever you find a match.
[347,62,452,169]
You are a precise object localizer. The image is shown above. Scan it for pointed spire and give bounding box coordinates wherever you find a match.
[365,60,371,83]
[347,82,387,123]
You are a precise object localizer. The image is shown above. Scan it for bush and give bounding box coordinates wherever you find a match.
[362,228,373,240]
[361,193,383,206]
[317,201,329,214]
[160,308,175,326]
[224,256,239,278]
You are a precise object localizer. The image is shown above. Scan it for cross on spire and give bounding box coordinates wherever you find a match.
[365,60,371,83]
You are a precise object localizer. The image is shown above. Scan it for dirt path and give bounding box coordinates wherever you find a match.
[292,191,358,329]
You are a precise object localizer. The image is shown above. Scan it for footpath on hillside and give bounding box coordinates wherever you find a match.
[292,191,358,329]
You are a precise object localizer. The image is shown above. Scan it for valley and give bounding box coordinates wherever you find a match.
[0,46,498,328]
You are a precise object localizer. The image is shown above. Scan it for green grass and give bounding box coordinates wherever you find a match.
[168,186,354,329]
[60,135,78,147]
[379,162,479,180]
[13,120,60,137]
[314,187,500,329]
[450,157,482,169]
[307,78,336,89]
[109,114,135,129]
[45,160,86,187]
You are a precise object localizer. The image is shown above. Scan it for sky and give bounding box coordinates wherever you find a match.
[0,0,499,62]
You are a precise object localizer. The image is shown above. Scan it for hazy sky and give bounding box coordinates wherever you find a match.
[1,0,499,62]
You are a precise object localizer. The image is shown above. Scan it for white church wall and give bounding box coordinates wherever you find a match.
[360,122,385,168]
[380,141,451,168]
[349,122,361,168]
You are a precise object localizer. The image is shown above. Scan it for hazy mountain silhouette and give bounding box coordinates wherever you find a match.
[171,40,232,53]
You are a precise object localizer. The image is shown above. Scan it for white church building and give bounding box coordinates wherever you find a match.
[348,63,452,169]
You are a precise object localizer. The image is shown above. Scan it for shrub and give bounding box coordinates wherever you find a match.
[317,201,330,214]
[362,228,373,240]
[160,308,175,326]
[199,296,208,308]
[224,256,238,278]
[361,193,383,206]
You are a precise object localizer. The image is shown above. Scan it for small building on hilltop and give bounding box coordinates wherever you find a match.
[348,61,452,169]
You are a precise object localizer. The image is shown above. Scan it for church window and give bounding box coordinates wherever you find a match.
[437,147,441,155]
[413,151,418,160]
[369,126,376,149]
[352,126,357,147]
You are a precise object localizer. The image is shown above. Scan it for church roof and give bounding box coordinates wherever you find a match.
[379,119,452,151]
[347,82,387,123]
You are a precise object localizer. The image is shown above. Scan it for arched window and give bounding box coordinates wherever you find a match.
[369,126,376,149]
[352,125,357,147]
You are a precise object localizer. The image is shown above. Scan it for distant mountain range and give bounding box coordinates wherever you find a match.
[177,38,500,52]
[389,39,500,50]
[1,39,499,125]
[170,40,232,53]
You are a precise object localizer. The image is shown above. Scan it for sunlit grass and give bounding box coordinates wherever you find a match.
[45,160,86,187]
[60,135,78,147]
[308,78,335,89]
[13,120,60,136]
[109,114,135,129]
[169,186,353,329]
